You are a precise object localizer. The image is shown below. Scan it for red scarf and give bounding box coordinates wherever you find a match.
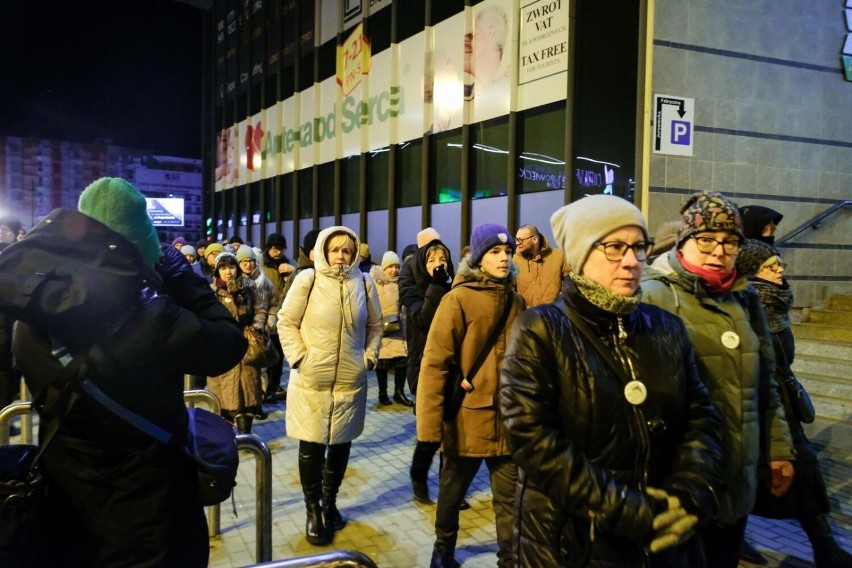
[677,251,737,294]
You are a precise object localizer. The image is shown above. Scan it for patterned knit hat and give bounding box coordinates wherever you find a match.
[78,177,162,267]
[735,239,776,276]
[677,191,744,247]
[469,224,515,265]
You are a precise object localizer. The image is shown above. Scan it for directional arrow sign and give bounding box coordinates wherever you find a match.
[653,94,695,156]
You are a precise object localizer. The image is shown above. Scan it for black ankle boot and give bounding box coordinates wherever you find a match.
[305,501,328,545]
[801,513,852,568]
[235,413,253,434]
[393,389,414,407]
[378,392,392,406]
[430,543,460,568]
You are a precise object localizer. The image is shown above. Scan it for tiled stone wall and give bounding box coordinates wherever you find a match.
[647,0,852,308]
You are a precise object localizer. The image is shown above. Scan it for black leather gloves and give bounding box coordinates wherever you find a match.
[430,264,451,289]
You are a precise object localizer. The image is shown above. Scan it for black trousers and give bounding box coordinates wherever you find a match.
[266,333,285,394]
[698,516,747,568]
[435,454,517,567]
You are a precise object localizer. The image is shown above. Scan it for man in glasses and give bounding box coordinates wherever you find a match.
[513,224,570,307]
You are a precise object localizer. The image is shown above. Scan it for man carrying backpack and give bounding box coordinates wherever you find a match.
[8,178,247,566]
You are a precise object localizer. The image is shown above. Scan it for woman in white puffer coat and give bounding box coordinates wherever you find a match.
[277,226,382,546]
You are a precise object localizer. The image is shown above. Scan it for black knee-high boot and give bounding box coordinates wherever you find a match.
[393,366,413,406]
[323,442,351,535]
[375,369,391,405]
[410,441,440,503]
[800,513,852,568]
[298,441,329,545]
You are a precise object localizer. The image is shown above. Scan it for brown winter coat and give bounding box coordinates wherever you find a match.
[513,235,570,307]
[370,265,408,361]
[207,275,267,412]
[416,259,524,458]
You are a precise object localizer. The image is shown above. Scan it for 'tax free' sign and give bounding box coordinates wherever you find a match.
[653,94,695,156]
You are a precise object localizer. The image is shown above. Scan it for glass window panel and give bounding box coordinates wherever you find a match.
[250,182,261,225]
[397,0,425,42]
[264,179,275,224]
[318,161,335,217]
[471,116,509,199]
[367,148,389,211]
[518,101,566,195]
[341,156,360,214]
[429,128,462,204]
[280,172,294,221]
[396,139,422,208]
[298,167,313,219]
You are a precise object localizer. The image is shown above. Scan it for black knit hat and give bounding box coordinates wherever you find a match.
[229,235,244,245]
[302,229,321,255]
[736,239,776,276]
[265,232,287,250]
[740,205,783,240]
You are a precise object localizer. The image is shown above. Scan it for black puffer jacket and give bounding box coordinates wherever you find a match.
[398,239,454,394]
[500,279,723,567]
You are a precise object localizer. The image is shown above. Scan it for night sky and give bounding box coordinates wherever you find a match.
[0,0,203,158]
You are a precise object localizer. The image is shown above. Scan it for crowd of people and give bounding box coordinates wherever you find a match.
[1,179,850,568]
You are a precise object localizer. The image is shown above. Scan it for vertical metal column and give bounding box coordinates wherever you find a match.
[236,433,273,563]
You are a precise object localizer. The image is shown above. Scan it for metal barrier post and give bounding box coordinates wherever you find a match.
[242,550,379,567]
[236,433,273,564]
[0,402,36,446]
[18,378,33,444]
[183,389,223,538]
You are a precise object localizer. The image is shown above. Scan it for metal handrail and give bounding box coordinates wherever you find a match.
[0,402,36,446]
[236,433,274,564]
[776,199,852,246]
[242,550,379,568]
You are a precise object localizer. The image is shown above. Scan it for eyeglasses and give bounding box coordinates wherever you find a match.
[515,234,537,245]
[593,241,653,262]
[690,235,742,255]
[766,261,787,272]
[238,259,256,265]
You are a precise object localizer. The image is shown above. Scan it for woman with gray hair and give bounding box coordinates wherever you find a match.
[501,195,723,567]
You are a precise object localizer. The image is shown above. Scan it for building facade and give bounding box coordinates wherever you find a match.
[201,0,851,307]
[0,137,203,244]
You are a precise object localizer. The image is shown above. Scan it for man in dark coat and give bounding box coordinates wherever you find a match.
[11,178,247,567]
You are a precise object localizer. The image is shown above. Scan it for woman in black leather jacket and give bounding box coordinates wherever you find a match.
[500,195,723,567]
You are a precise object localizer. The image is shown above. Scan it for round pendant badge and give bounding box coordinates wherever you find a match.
[624,380,647,405]
[721,331,740,349]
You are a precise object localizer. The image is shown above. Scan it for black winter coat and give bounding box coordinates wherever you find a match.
[500,279,723,567]
[398,239,453,394]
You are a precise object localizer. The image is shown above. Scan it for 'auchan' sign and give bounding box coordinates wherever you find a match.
[337,22,372,96]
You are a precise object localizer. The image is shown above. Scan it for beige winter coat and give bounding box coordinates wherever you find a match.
[513,234,571,307]
[369,265,408,361]
[277,226,383,444]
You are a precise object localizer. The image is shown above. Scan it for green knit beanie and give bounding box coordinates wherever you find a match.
[78,177,162,267]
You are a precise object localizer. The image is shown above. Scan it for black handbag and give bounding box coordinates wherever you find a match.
[0,445,43,548]
[443,296,513,421]
[784,374,815,424]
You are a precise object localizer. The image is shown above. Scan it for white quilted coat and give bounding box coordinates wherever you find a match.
[277,226,383,444]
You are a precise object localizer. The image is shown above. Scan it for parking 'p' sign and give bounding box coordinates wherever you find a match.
[653,94,695,156]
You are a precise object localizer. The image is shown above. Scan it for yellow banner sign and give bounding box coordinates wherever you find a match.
[336,22,371,96]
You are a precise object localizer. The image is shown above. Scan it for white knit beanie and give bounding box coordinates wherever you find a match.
[416,227,441,248]
[381,251,401,270]
[550,195,648,273]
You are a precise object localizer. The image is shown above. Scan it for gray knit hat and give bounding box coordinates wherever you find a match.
[550,195,648,273]
[735,239,776,276]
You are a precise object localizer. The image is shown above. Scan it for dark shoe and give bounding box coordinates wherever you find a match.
[324,502,346,532]
[276,387,287,402]
[254,408,269,420]
[235,413,253,434]
[378,392,392,406]
[458,499,471,511]
[430,543,460,568]
[393,389,414,407]
[802,513,852,568]
[305,501,328,545]
[740,540,768,565]
[412,478,433,504]
[262,392,277,404]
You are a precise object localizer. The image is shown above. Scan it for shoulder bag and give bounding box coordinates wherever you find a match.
[443,295,513,421]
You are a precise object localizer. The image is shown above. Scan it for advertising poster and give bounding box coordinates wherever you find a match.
[236,119,249,184]
[368,48,391,152]
[469,0,514,124]
[281,97,296,174]
[264,103,281,178]
[319,77,338,165]
[517,0,569,111]
[299,86,316,169]
[396,31,426,142]
[214,124,238,191]
[244,111,264,182]
[430,12,465,133]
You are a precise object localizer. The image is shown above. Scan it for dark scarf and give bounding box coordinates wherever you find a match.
[677,251,737,295]
[749,277,794,333]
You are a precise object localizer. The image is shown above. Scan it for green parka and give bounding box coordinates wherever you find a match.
[642,250,794,525]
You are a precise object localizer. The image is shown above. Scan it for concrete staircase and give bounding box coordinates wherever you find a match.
[791,294,852,422]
